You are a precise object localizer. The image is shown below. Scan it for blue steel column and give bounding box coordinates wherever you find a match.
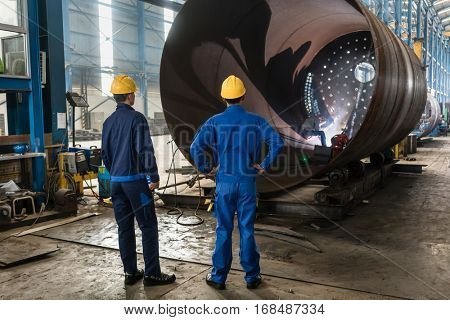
[395,0,402,37]
[443,41,446,103]
[439,38,443,102]
[444,42,447,103]
[436,28,439,95]
[433,24,438,92]
[383,0,389,24]
[430,19,434,90]
[442,42,444,102]
[434,24,438,92]
[445,42,448,103]
[138,1,148,118]
[376,0,383,19]
[42,0,69,146]
[445,42,447,103]
[424,9,429,87]
[438,37,441,102]
[27,0,46,192]
[417,0,423,39]
[407,0,413,46]
[447,43,449,103]
[437,37,440,102]
[431,24,435,93]
[435,31,439,93]
[442,43,444,104]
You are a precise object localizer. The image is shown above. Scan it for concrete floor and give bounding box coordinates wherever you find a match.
[1,137,449,300]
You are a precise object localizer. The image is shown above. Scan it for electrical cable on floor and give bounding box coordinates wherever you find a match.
[175,173,204,226]
[164,141,183,217]
[84,177,112,208]
[47,172,77,202]
[86,177,101,200]
[87,166,115,207]
[158,140,204,226]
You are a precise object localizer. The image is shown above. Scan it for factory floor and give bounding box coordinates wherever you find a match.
[1,136,449,300]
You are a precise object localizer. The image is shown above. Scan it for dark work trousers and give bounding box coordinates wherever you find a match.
[111,179,161,277]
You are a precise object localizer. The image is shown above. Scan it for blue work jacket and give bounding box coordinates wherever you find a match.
[190,105,285,183]
[101,103,160,183]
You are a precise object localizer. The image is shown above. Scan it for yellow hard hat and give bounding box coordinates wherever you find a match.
[110,75,137,95]
[221,75,246,100]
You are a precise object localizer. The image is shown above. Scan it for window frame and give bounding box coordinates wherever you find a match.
[0,0,30,79]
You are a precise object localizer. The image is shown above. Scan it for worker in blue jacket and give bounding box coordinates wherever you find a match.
[190,75,285,290]
[102,75,176,287]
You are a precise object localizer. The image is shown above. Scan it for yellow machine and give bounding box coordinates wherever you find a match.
[58,153,98,196]
[394,139,407,160]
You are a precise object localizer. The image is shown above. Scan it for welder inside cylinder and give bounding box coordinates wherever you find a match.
[274,32,376,149]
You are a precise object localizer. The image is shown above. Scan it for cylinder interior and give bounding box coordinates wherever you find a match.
[161,0,427,193]
[267,32,376,148]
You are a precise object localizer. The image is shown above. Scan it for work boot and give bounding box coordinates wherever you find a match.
[124,270,144,286]
[205,273,226,290]
[143,273,176,287]
[247,275,262,290]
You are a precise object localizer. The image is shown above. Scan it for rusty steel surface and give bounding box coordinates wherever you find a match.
[160,0,427,194]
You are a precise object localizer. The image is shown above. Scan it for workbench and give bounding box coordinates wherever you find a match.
[0,153,46,189]
[0,153,46,162]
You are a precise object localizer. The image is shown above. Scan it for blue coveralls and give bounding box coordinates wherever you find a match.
[190,105,284,284]
[101,103,161,277]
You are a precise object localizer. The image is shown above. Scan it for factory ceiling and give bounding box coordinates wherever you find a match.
[433,0,450,31]
[141,1,449,38]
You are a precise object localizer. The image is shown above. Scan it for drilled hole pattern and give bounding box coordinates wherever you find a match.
[301,32,376,147]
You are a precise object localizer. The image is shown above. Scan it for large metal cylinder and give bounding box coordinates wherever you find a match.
[414,94,442,138]
[161,0,427,193]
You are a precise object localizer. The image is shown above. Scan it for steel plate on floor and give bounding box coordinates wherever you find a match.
[0,235,59,267]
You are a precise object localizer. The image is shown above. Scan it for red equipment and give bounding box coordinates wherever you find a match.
[331,134,350,157]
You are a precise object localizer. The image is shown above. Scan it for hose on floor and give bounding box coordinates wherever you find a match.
[47,172,77,202]
[158,140,204,226]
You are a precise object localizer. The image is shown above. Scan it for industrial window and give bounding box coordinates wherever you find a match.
[0,0,29,78]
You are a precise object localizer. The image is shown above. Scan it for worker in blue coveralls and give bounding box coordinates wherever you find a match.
[190,75,285,290]
[102,75,176,287]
